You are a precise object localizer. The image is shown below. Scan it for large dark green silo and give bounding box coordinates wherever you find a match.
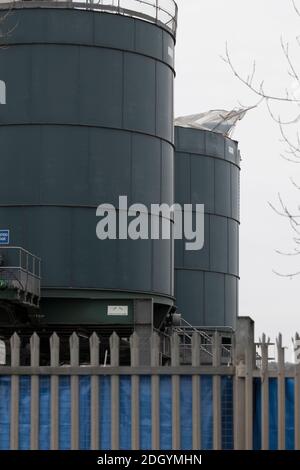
[0,3,177,329]
[174,126,240,328]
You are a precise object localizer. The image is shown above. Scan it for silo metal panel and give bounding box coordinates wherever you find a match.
[40,126,89,205]
[72,208,119,289]
[0,47,31,123]
[46,9,94,44]
[3,9,48,43]
[204,272,225,326]
[174,237,184,269]
[0,126,40,204]
[228,219,239,277]
[27,207,72,287]
[214,159,231,217]
[31,45,80,123]
[174,152,190,205]
[191,154,214,212]
[225,275,237,327]
[184,213,210,270]
[163,30,175,69]
[0,207,25,247]
[225,137,238,164]
[79,47,123,127]
[124,53,156,135]
[116,236,152,293]
[135,20,163,60]
[205,131,225,158]
[175,270,204,325]
[175,127,205,155]
[231,165,240,221]
[132,134,161,207]
[210,216,228,273]
[161,141,174,206]
[153,238,172,295]
[156,62,173,142]
[89,129,132,206]
[94,12,135,50]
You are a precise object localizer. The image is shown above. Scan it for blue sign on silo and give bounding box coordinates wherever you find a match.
[0,230,9,245]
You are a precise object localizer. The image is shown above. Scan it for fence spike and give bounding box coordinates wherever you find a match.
[130,332,140,449]
[89,332,100,366]
[69,332,79,366]
[10,333,20,367]
[50,332,59,450]
[50,332,60,367]
[277,332,285,450]
[110,332,120,367]
[89,332,100,449]
[130,332,140,367]
[30,332,40,367]
[110,332,120,449]
[276,333,283,349]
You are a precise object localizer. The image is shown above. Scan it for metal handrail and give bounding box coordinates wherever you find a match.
[0,246,41,297]
[175,317,233,358]
[0,0,178,37]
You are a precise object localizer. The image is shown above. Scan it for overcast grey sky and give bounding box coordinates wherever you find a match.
[175,0,300,353]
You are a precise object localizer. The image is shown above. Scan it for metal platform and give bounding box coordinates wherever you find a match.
[0,247,41,308]
[0,0,178,37]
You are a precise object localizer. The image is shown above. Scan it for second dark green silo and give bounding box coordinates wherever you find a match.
[174,126,240,328]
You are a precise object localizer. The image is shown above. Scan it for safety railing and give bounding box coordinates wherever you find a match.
[0,0,178,37]
[0,246,41,299]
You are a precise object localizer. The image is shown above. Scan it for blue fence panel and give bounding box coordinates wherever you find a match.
[100,376,111,450]
[139,376,151,450]
[180,376,192,450]
[0,376,11,450]
[253,378,261,450]
[159,376,172,450]
[269,378,278,450]
[285,378,295,450]
[200,375,213,449]
[59,376,71,450]
[39,376,51,450]
[221,376,234,449]
[79,376,91,450]
[19,376,31,450]
[253,377,297,450]
[120,376,131,450]
[3,371,299,451]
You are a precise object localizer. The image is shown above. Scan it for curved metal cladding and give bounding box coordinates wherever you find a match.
[174,126,240,328]
[0,8,175,324]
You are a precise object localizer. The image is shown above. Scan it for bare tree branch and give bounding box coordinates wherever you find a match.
[223,42,300,102]
[273,269,300,277]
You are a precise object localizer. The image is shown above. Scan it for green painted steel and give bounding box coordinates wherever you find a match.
[0,8,175,325]
[174,127,240,328]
